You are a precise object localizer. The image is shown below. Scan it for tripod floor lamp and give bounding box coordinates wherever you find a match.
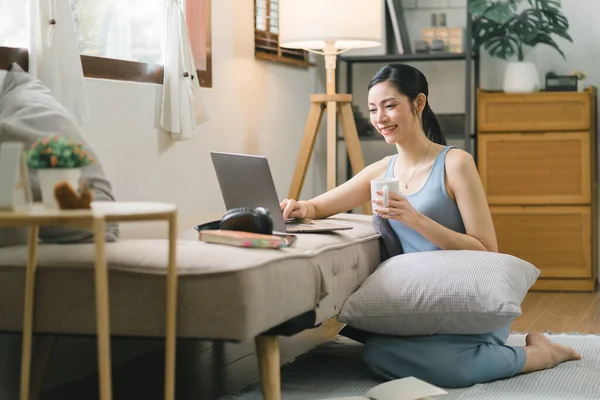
[279,0,382,215]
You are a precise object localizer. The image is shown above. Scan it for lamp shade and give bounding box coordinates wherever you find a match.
[279,0,382,50]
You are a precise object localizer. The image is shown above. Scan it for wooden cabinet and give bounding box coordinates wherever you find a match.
[477,88,597,292]
[479,132,591,204]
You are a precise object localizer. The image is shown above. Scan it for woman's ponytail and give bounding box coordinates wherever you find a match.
[422,103,445,145]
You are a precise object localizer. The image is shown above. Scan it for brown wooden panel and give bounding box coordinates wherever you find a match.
[478,132,591,204]
[477,89,591,132]
[491,206,592,279]
[0,46,28,70]
[530,278,596,292]
[1,47,213,88]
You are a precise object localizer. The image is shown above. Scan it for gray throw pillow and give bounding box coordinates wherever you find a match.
[338,250,540,336]
[0,63,119,245]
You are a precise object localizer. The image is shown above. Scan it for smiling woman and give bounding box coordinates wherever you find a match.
[0,0,212,88]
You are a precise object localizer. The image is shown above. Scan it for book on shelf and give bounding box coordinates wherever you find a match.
[198,229,297,249]
[329,377,447,400]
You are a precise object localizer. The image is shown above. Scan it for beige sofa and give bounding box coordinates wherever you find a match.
[0,212,382,399]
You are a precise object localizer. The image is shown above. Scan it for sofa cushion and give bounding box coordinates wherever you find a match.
[0,63,118,245]
[338,250,540,336]
[0,213,381,341]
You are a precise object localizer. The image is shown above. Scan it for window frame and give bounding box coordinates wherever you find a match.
[0,0,212,88]
[254,0,312,68]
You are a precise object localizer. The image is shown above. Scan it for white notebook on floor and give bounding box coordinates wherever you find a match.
[328,376,447,400]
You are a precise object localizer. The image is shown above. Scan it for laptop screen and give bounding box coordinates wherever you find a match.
[210,152,287,233]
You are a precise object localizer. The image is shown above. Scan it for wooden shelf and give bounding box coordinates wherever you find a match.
[340,52,477,64]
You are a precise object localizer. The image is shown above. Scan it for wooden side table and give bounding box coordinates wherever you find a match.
[0,201,178,400]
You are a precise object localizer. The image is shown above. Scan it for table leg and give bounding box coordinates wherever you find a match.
[20,224,39,400]
[93,216,112,400]
[255,335,281,400]
[165,212,178,400]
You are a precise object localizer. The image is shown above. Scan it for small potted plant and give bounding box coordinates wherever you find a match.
[571,70,587,92]
[27,135,95,208]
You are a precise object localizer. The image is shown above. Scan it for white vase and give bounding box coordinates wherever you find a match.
[578,80,585,92]
[503,61,540,93]
[37,168,82,209]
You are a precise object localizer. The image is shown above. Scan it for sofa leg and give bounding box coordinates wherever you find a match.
[213,341,226,398]
[255,335,280,400]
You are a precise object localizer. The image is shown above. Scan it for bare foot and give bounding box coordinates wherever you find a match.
[521,333,581,373]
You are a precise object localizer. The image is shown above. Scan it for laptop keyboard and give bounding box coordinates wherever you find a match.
[285,220,313,228]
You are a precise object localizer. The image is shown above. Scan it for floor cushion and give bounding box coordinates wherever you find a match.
[338,250,540,336]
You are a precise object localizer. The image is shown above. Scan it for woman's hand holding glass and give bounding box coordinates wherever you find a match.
[372,190,421,228]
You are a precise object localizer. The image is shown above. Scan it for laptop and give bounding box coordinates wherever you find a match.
[210,151,353,234]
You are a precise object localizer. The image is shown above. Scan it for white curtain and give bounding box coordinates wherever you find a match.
[105,1,132,61]
[29,0,91,125]
[160,0,209,141]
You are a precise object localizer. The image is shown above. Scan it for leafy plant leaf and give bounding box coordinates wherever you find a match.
[528,0,561,10]
[524,33,566,58]
[483,2,514,24]
[540,8,570,33]
[468,0,490,16]
[484,34,520,60]
[513,9,543,42]
[471,17,506,49]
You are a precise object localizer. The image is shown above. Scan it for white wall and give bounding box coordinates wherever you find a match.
[82,0,327,221]
[0,0,328,397]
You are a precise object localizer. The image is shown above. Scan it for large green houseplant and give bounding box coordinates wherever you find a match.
[469,0,573,92]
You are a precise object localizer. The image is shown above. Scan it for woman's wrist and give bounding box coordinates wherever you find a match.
[303,200,316,219]
[407,210,427,232]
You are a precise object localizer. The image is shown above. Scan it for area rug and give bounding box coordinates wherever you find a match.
[224,333,600,400]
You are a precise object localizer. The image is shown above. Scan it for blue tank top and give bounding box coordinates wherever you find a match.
[385,146,466,253]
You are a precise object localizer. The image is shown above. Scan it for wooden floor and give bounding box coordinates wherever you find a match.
[41,290,600,400]
[510,291,600,333]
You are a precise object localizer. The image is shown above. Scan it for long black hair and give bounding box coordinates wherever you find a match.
[368,64,446,145]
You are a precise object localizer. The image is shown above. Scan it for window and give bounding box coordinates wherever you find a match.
[0,0,27,49]
[71,0,163,65]
[0,0,212,88]
[254,0,310,67]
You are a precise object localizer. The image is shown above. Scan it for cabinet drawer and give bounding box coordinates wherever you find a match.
[478,90,591,132]
[478,132,591,204]
[490,206,592,279]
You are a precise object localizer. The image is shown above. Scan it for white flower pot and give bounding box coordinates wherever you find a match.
[37,168,82,209]
[503,61,540,93]
[578,80,585,92]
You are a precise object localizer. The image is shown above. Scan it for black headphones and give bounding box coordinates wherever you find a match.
[195,206,273,235]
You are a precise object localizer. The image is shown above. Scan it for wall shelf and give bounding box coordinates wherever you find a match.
[340,52,476,64]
